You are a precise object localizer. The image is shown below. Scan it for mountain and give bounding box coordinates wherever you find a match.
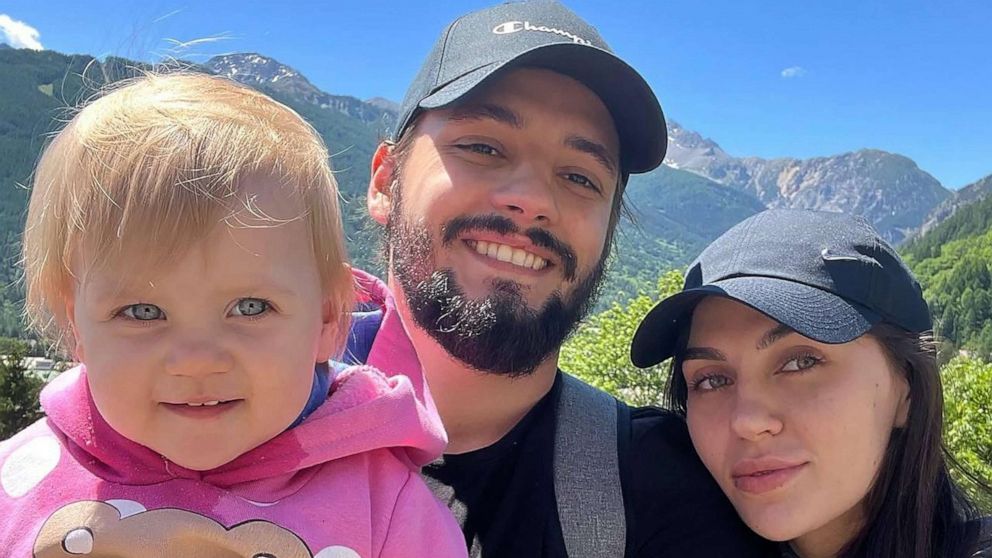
[605,166,766,300]
[365,97,400,113]
[664,120,751,186]
[204,53,395,133]
[746,150,949,244]
[910,174,992,240]
[664,124,951,244]
[1,47,987,336]
[903,194,992,359]
[0,48,772,334]
[0,44,12,50]
[0,49,125,336]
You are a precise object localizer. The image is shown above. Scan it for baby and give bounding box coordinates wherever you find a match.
[0,72,466,558]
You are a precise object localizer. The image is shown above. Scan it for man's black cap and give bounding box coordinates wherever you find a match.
[630,209,933,368]
[393,0,667,175]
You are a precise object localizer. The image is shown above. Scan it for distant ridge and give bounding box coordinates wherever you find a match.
[204,53,395,132]
[908,174,992,241]
[0,46,990,333]
[365,97,400,114]
[664,122,951,244]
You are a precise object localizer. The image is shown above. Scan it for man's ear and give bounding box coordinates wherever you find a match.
[368,142,395,226]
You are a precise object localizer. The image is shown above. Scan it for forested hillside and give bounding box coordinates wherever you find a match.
[904,194,992,359]
[606,167,765,301]
[0,50,111,336]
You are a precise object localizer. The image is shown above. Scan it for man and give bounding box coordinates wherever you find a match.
[353,1,776,556]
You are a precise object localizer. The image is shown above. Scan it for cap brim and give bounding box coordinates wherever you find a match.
[630,276,883,368]
[419,43,666,174]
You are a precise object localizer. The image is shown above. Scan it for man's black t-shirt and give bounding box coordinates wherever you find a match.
[422,372,777,558]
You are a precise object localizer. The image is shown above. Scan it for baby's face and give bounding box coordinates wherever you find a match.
[67,177,337,470]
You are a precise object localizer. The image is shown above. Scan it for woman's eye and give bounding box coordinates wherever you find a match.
[692,374,733,392]
[121,303,164,321]
[781,354,822,372]
[230,298,270,318]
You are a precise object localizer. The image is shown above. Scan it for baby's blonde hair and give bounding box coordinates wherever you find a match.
[23,71,353,351]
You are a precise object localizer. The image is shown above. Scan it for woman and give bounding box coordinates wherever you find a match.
[630,209,990,558]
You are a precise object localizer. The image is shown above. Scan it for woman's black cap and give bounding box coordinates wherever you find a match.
[630,209,933,368]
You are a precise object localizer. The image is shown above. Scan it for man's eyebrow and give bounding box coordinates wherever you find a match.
[565,135,618,177]
[447,103,523,129]
[682,347,727,362]
[757,324,795,350]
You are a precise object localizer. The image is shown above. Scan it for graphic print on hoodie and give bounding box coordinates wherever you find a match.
[0,316,468,558]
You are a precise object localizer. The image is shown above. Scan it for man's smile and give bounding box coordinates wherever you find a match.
[465,239,549,271]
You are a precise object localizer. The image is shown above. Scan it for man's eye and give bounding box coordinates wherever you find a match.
[121,303,164,321]
[564,172,600,191]
[457,143,500,157]
[230,298,270,318]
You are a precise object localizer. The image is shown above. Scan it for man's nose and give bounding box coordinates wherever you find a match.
[489,166,561,225]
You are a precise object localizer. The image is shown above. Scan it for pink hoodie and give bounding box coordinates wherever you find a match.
[0,286,467,557]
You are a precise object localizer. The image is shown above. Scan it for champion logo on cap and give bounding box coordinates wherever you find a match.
[491,20,592,46]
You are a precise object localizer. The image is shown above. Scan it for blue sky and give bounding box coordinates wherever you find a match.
[2,1,990,189]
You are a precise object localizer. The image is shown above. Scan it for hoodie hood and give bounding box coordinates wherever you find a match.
[41,360,446,494]
[351,268,434,406]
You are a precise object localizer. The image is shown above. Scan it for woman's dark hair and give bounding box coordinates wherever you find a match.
[666,317,987,558]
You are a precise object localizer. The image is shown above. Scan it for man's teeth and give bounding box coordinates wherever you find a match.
[472,240,547,270]
[186,401,221,407]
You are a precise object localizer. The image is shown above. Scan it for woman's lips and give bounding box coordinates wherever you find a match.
[732,460,809,494]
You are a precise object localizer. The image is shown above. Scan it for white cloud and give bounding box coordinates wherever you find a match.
[0,14,43,50]
[780,66,806,79]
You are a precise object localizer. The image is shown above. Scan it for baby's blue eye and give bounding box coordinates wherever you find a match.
[123,303,163,321]
[231,298,269,317]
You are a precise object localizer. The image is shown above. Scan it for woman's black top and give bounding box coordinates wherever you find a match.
[778,516,991,557]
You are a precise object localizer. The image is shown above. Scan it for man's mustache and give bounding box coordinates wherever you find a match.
[441,214,578,282]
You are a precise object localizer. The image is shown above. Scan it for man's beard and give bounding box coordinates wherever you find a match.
[386,195,608,378]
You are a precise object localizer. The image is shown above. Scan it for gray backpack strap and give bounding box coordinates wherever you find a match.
[554,373,626,557]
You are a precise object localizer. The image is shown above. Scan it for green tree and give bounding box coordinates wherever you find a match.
[0,337,46,439]
[561,270,684,406]
[941,355,992,513]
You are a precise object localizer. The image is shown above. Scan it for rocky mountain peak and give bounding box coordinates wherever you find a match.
[909,173,992,240]
[664,120,752,186]
[204,53,395,130]
[205,53,307,89]
[365,97,399,114]
[661,121,952,243]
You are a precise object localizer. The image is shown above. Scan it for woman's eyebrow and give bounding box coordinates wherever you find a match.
[683,324,795,361]
[756,324,795,350]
